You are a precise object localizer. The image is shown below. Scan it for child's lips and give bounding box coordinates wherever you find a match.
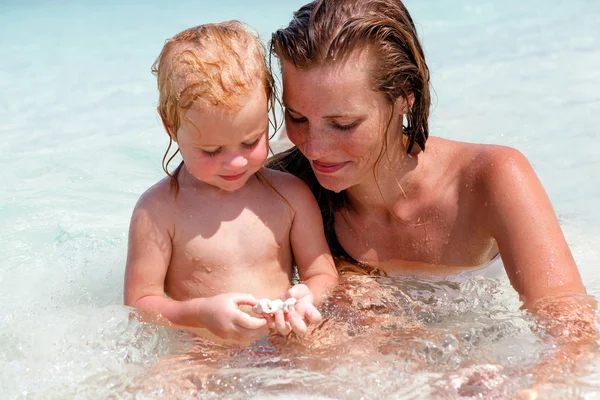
[311,160,349,174]
[219,172,246,181]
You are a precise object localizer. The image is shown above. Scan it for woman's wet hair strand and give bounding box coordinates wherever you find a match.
[270,0,430,153]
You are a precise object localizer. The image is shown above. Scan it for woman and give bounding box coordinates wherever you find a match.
[268,0,596,335]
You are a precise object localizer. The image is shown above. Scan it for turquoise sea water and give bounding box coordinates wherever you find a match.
[1,1,600,398]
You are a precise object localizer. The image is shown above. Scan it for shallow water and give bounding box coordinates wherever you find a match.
[1,0,600,398]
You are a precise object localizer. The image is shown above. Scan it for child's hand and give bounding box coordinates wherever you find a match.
[200,293,268,341]
[270,284,322,336]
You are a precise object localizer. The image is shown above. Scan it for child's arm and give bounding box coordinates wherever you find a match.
[124,190,267,341]
[267,172,339,335]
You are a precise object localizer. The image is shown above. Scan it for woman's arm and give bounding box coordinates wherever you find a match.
[476,146,586,304]
[476,145,596,342]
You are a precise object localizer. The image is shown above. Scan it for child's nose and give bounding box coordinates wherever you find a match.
[226,154,248,169]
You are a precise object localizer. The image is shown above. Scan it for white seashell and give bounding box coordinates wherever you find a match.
[269,299,284,312]
[252,298,297,315]
[282,298,297,312]
[252,299,272,314]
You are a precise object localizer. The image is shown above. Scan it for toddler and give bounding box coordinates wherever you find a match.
[123,21,338,341]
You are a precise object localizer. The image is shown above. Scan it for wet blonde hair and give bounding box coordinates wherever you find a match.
[152,21,277,193]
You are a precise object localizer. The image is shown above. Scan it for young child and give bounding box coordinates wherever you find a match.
[123,21,338,342]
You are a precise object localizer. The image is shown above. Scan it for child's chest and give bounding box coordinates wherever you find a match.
[165,192,295,299]
[171,191,294,266]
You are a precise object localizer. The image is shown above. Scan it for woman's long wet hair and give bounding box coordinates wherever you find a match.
[267,0,431,261]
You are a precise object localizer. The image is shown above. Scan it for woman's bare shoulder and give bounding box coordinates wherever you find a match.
[429,137,530,184]
[470,143,533,188]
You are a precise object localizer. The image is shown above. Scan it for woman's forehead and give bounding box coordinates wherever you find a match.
[282,48,373,81]
[281,53,379,113]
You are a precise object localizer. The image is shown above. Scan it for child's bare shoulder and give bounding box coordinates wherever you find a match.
[259,167,315,206]
[132,177,176,225]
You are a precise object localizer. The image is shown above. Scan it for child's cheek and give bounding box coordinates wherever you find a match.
[203,157,222,173]
[190,157,219,179]
[249,143,269,165]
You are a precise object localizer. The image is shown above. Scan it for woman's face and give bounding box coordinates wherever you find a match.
[281,50,404,193]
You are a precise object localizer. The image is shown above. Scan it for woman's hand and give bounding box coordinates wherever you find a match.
[199,293,268,341]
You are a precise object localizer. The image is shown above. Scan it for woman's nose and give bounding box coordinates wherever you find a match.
[302,127,331,160]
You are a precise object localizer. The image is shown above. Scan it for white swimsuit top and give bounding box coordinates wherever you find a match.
[447,253,505,282]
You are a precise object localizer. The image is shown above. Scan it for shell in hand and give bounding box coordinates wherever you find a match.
[252,298,297,315]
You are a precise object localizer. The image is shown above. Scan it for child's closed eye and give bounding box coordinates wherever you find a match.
[242,137,261,149]
[202,147,222,157]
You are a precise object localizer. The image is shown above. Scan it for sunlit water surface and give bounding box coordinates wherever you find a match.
[1,0,599,398]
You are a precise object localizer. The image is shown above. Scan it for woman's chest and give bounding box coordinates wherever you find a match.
[334,203,495,268]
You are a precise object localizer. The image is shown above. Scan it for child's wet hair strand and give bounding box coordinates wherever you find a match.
[152,21,279,194]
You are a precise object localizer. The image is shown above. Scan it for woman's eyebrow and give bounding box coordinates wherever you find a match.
[285,105,365,119]
[324,113,365,119]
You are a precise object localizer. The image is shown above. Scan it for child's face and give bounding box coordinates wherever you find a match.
[175,83,269,192]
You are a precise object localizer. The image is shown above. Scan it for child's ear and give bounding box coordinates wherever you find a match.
[157,107,178,142]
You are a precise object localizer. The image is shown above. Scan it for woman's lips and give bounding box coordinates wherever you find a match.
[311,160,349,174]
[219,172,246,181]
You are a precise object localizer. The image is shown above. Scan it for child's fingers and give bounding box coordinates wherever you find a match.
[233,293,259,307]
[304,306,322,325]
[234,312,268,330]
[287,311,308,336]
[232,324,268,342]
[274,310,292,336]
[262,313,276,330]
[284,284,311,300]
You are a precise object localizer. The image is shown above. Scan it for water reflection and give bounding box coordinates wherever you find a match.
[116,274,598,399]
[4,271,596,398]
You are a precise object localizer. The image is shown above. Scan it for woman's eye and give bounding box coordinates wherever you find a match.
[242,137,261,149]
[285,109,307,123]
[332,121,358,131]
[201,147,222,157]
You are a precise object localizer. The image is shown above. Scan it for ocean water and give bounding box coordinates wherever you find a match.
[1,0,599,399]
